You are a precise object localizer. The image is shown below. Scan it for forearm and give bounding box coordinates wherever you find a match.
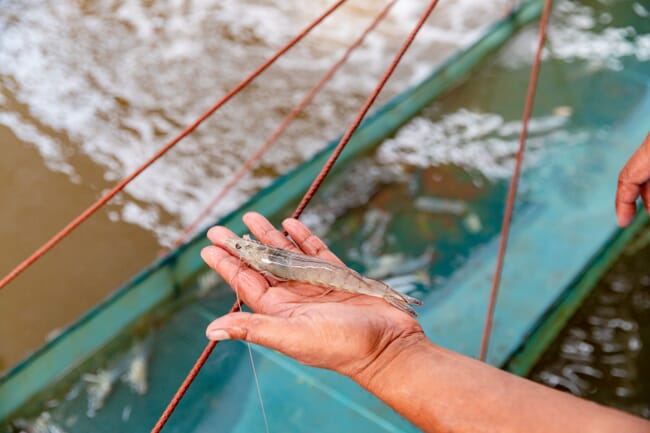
[352,336,650,433]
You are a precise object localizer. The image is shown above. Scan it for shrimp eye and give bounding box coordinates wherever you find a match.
[235,243,241,250]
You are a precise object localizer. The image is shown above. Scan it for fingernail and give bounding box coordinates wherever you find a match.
[207,329,231,341]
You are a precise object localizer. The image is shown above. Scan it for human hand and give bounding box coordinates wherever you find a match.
[200,212,424,380]
[616,132,650,227]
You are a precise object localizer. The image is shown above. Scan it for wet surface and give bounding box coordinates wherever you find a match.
[530,222,650,419]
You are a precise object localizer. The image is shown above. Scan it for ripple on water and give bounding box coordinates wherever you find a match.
[530,224,650,419]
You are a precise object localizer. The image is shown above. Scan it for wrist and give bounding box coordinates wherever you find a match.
[350,330,433,392]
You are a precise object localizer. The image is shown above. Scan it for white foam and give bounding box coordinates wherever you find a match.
[377,108,572,179]
[0,0,554,244]
[500,0,650,70]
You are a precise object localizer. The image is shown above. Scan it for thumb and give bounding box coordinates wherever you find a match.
[205,311,290,350]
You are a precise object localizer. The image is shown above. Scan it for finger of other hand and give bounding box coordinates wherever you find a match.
[641,183,650,215]
[282,218,343,265]
[615,132,650,227]
[615,180,640,227]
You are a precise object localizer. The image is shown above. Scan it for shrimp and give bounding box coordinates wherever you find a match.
[222,235,422,317]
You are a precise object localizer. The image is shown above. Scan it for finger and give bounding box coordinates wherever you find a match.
[206,225,285,293]
[243,211,301,252]
[206,225,240,250]
[206,311,286,345]
[206,311,306,355]
[615,133,650,227]
[641,182,650,215]
[615,177,640,227]
[201,245,269,308]
[282,218,343,264]
[625,132,650,184]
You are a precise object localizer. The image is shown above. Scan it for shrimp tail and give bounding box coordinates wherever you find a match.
[401,292,423,306]
[382,291,419,317]
[362,276,422,317]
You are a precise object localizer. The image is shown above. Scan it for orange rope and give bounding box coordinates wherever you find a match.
[0,0,347,291]
[478,0,554,362]
[149,301,240,433]
[167,0,398,252]
[292,0,440,220]
[150,0,442,431]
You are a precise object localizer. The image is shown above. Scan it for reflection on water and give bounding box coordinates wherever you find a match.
[530,223,650,419]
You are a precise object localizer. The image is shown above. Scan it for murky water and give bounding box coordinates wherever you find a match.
[530,221,650,418]
[0,0,518,370]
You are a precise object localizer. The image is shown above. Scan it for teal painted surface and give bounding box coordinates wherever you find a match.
[505,212,649,376]
[424,69,650,364]
[0,266,176,422]
[0,1,544,424]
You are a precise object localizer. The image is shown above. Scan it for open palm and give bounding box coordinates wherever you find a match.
[201,212,424,377]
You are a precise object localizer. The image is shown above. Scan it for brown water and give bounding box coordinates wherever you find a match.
[0,1,517,370]
[0,129,160,372]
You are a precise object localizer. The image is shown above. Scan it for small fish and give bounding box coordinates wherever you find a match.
[365,248,434,280]
[223,235,422,317]
[552,105,573,117]
[83,369,120,417]
[10,412,66,433]
[122,341,150,395]
[82,336,152,417]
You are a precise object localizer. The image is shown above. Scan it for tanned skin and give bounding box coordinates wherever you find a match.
[201,209,650,433]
